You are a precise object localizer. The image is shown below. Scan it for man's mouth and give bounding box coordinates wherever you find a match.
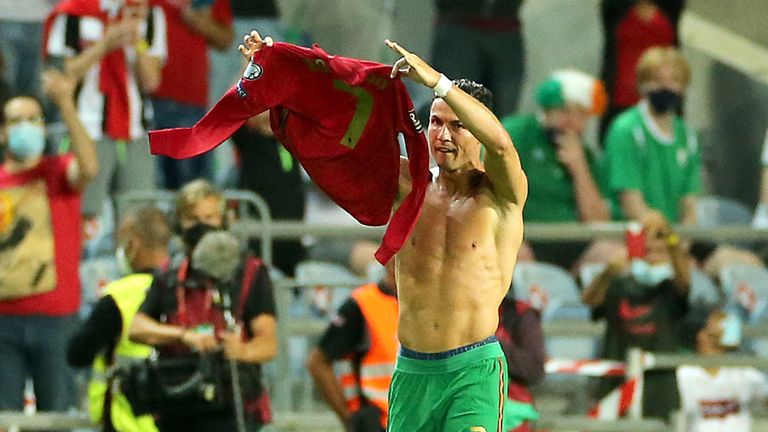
[435,146,456,154]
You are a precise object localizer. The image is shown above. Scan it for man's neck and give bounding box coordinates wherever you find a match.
[4,156,42,173]
[436,163,483,196]
[648,108,675,134]
[133,250,168,272]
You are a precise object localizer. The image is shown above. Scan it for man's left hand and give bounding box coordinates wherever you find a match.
[555,131,588,172]
[219,330,250,362]
[385,39,440,88]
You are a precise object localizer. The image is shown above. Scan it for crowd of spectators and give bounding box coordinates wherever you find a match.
[1,1,768,431]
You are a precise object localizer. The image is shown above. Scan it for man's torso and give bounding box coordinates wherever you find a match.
[396,171,523,352]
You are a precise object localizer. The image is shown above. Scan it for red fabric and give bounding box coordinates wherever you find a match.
[496,300,535,405]
[153,0,232,107]
[0,156,82,316]
[43,0,131,140]
[149,42,429,264]
[613,7,675,107]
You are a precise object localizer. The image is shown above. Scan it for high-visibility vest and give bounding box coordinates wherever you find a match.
[87,273,157,432]
[338,283,398,427]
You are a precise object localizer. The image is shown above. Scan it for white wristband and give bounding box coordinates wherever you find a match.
[432,74,452,98]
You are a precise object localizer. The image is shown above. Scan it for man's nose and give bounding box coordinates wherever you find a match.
[438,125,451,140]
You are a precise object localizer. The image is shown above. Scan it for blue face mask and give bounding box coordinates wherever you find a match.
[631,260,673,287]
[719,313,742,348]
[7,121,45,161]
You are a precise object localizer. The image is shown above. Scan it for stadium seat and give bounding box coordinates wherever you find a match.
[720,263,768,356]
[696,196,753,226]
[689,269,724,307]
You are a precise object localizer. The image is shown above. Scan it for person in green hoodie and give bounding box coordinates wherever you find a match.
[501,69,611,269]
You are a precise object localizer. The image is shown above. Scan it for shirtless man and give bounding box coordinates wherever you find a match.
[384,40,527,431]
[238,32,527,431]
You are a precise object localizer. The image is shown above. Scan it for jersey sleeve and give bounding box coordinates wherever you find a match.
[149,43,299,159]
[748,368,768,400]
[138,274,173,319]
[46,14,78,57]
[317,298,366,361]
[605,119,642,193]
[243,265,277,323]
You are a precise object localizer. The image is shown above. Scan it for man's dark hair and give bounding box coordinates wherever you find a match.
[444,78,493,111]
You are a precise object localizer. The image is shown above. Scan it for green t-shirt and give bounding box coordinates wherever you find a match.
[502,113,605,222]
[604,104,701,222]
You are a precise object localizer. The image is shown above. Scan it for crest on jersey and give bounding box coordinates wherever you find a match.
[243,62,263,81]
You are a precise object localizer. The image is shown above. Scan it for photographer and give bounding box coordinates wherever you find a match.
[582,211,691,421]
[129,180,277,432]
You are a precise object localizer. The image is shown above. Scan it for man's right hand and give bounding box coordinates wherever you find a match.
[239,30,273,60]
[102,20,138,52]
[181,330,218,352]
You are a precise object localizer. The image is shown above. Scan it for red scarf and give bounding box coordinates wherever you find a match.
[43,0,132,140]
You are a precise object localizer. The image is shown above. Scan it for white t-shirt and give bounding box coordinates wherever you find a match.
[677,366,768,432]
[46,7,167,141]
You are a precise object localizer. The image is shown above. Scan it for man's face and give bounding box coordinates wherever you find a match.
[2,97,45,144]
[179,196,224,230]
[543,103,590,137]
[642,64,686,97]
[427,98,482,172]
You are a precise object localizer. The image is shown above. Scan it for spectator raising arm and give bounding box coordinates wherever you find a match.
[42,69,98,190]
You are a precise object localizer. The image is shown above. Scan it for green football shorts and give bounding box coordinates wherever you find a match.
[387,336,507,432]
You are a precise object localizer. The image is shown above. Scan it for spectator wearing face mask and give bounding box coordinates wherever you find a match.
[603,46,700,225]
[0,69,98,413]
[677,307,768,432]
[501,69,610,269]
[581,211,691,421]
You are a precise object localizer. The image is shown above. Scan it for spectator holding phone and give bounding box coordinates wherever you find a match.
[581,211,691,421]
[152,0,234,189]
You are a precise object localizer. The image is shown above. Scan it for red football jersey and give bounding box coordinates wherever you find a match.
[149,42,429,264]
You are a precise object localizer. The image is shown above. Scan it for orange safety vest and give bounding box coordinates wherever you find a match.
[338,283,398,427]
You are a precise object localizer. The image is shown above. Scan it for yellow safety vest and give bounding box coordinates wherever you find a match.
[87,273,157,432]
[338,283,398,427]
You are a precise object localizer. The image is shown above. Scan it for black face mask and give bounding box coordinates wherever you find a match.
[647,88,681,114]
[181,222,219,252]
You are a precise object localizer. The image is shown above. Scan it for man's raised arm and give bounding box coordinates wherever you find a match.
[385,39,527,205]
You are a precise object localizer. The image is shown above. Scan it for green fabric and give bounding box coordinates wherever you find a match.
[535,79,565,109]
[88,273,157,432]
[504,399,539,431]
[502,114,606,222]
[387,342,508,431]
[604,105,701,222]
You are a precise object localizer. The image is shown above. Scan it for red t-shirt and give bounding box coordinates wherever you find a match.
[0,155,83,316]
[149,42,430,264]
[613,7,676,108]
[153,0,233,107]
